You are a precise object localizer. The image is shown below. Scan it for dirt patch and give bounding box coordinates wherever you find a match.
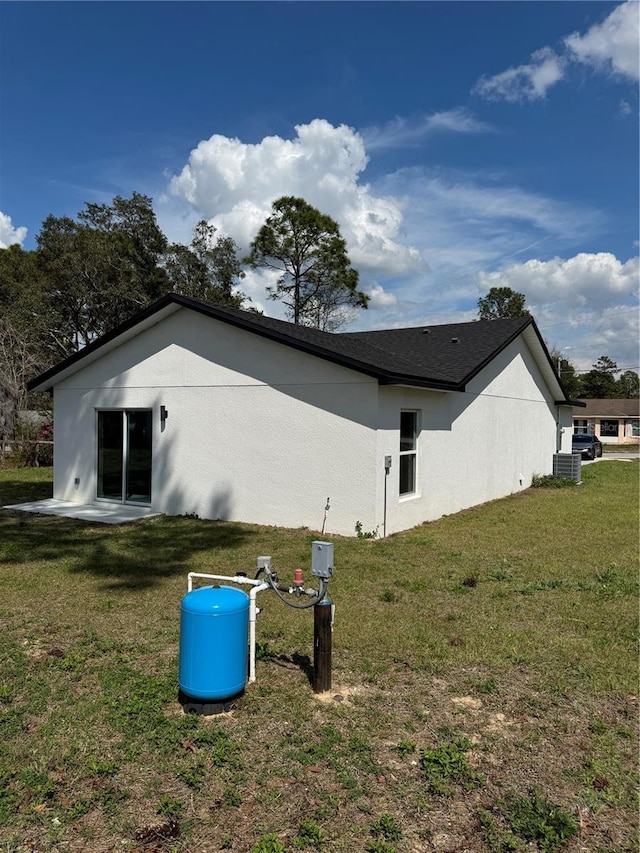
[312,683,367,704]
[451,695,483,711]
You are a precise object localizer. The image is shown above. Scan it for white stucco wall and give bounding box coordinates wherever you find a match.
[53,309,379,536]
[372,336,569,536]
[51,309,570,537]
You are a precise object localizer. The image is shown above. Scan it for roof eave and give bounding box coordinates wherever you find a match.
[523,321,575,404]
[378,376,459,391]
[455,317,574,405]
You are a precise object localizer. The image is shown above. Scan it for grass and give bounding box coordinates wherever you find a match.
[0,461,638,852]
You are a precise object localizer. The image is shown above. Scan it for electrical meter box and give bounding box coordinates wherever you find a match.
[311,541,334,579]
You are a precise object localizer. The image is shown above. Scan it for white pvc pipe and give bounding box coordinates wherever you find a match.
[185,572,270,684]
[248,582,270,682]
[187,571,264,592]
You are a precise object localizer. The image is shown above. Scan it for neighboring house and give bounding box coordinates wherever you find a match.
[573,399,640,445]
[28,294,576,537]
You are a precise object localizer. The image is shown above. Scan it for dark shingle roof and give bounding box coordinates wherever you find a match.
[28,294,568,400]
[178,298,535,388]
[342,318,535,386]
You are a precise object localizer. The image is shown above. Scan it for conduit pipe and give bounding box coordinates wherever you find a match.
[186,572,270,683]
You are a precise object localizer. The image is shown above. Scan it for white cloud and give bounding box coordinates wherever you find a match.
[478,253,639,369]
[585,308,640,372]
[416,174,593,239]
[473,47,565,102]
[167,119,426,279]
[0,212,27,248]
[340,166,603,336]
[362,108,493,150]
[565,0,639,82]
[161,120,634,369]
[479,253,638,311]
[366,284,397,309]
[236,267,280,318]
[163,123,601,327]
[474,2,639,102]
[380,167,600,280]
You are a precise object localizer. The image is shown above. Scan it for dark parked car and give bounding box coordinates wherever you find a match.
[572,433,603,460]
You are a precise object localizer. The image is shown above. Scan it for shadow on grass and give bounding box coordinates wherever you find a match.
[1,496,255,593]
[0,471,53,504]
[0,469,259,590]
[274,652,314,688]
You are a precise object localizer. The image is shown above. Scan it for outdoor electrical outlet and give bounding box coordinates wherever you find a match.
[384,455,392,471]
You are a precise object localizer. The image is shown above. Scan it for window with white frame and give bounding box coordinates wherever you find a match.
[399,411,418,496]
[574,419,588,434]
[631,420,640,437]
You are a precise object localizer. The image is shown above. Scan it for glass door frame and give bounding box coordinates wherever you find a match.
[96,409,153,506]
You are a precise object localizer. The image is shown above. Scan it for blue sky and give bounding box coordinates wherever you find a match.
[1,1,638,372]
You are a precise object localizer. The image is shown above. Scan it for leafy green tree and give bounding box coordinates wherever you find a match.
[36,193,170,355]
[617,370,639,398]
[2,194,252,434]
[78,191,168,301]
[580,355,618,398]
[164,220,246,307]
[0,245,49,337]
[245,196,368,329]
[477,286,530,321]
[549,349,582,399]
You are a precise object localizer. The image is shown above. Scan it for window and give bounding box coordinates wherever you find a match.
[631,420,640,437]
[574,419,588,434]
[399,411,418,496]
[600,419,619,437]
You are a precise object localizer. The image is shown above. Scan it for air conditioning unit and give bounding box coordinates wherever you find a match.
[553,453,581,483]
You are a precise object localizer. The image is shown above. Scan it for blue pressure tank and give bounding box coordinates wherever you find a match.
[179,585,250,701]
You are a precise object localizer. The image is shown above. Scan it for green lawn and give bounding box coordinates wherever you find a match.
[0,463,638,852]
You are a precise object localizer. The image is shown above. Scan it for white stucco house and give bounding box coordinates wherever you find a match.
[28,294,576,537]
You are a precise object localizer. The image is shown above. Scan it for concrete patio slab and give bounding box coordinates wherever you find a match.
[3,499,160,525]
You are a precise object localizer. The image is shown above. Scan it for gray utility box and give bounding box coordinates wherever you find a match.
[311,541,334,579]
[553,453,581,483]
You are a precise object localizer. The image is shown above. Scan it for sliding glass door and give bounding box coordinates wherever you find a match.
[125,411,153,503]
[97,411,124,500]
[97,410,152,504]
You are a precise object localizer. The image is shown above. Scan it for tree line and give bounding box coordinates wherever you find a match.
[0,193,367,438]
[477,286,639,400]
[1,198,637,439]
